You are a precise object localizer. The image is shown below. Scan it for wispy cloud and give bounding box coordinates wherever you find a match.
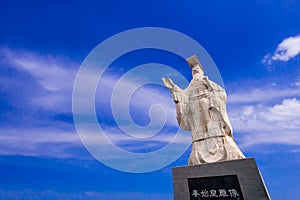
[0,189,171,200]
[263,34,300,65]
[0,46,187,160]
[0,46,78,113]
[1,46,177,124]
[0,125,191,162]
[228,84,300,103]
[1,47,77,91]
[0,128,87,158]
[95,71,177,126]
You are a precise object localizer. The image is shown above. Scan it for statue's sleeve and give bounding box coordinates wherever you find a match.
[206,79,233,137]
[171,86,190,131]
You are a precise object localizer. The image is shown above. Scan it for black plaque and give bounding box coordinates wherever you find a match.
[188,175,244,200]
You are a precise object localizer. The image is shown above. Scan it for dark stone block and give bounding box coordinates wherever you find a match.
[172,158,270,200]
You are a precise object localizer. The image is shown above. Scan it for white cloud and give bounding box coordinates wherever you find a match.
[1,46,178,123]
[229,97,300,148]
[263,34,300,65]
[93,70,179,128]
[104,125,191,144]
[239,131,300,148]
[0,128,85,158]
[243,105,254,116]
[0,125,191,160]
[226,75,300,150]
[265,98,300,122]
[1,47,78,112]
[1,47,77,91]
[294,81,300,87]
[272,35,300,61]
[228,86,300,103]
[1,46,188,161]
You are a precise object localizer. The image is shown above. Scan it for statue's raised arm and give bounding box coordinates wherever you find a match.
[162,77,175,90]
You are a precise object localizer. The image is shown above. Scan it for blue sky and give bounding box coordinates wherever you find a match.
[1,0,300,199]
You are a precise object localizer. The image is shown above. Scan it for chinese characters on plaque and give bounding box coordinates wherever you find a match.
[188,175,244,200]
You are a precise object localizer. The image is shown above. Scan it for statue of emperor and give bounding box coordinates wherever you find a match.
[162,55,245,165]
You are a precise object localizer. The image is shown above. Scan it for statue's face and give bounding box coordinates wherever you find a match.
[192,65,204,76]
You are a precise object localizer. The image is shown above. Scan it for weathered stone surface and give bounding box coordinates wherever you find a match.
[162,55,245,165]
[172,158,270,200]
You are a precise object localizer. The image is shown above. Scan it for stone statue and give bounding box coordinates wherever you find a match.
[162,55,245,165]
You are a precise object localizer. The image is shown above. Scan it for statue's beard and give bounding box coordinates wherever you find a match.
[192,73,203,79]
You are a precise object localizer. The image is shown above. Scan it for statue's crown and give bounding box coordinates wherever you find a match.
[186,55,204,72]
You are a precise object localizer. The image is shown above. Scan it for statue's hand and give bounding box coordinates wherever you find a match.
[162,77,175,90]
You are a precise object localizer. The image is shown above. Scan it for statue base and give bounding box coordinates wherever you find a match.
[172,158,270,200]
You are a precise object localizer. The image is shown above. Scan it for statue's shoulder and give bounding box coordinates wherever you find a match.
[204,77,225,92]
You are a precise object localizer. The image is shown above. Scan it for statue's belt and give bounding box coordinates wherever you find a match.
[193,135,226,142]
[188,93,209,100]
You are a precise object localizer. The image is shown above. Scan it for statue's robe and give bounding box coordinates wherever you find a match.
[172,76,231,138]
[171,76,244,164]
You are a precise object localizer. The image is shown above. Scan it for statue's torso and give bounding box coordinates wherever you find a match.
[187,78,209,99]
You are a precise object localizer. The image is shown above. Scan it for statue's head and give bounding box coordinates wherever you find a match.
[191,64,204,76]
[186,55,204,77]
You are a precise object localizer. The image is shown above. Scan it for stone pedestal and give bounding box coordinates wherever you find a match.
[172,158,270,200]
